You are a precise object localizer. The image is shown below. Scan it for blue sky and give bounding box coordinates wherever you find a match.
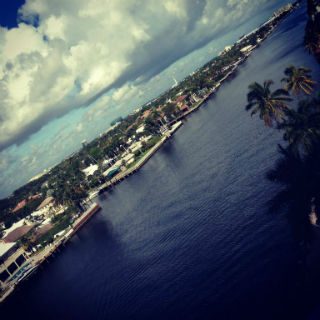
[0,0,289,198]
[0,0,25,28]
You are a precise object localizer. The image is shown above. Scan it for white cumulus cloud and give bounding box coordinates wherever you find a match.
[0,0,276,150]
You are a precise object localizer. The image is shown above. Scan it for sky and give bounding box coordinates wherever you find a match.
[0,0,289,198]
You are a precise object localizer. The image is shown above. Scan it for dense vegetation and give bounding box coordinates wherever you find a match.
[245,65,320,242]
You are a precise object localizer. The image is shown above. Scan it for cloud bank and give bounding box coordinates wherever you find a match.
[0,0,276,150]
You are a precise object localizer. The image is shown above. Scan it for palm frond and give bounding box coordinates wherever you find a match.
[245,102,255,111]
[272,88,290,97]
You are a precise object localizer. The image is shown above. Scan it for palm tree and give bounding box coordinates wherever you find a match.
[279,99,320,156]
[245,80,291,127]
[281,66,315,95]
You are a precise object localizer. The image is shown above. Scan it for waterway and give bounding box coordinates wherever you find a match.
[1,3,320,320]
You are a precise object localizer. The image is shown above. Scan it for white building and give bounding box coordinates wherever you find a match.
[114,159,123,167]
[82,164,99,177]
[102,158,113,167]
[30,197,65,219]
[140,135,153,143]
[224,45,232,51]
[240,45,255,53]
[0,242,28,290]
[103,165,119,177]
[191,94,201,103]
[136,125,145,134]
[122,153,135,165]
[130,141,143,153]
[1,219,28,239]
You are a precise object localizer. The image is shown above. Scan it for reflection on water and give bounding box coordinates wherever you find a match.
[266,138,320,317]
[267,147,313,245]
[267,134,320,242]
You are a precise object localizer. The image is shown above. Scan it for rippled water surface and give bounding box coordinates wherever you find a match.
[2,4,320,320]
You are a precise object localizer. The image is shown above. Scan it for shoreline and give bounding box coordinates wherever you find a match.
[0,3,298,304]
[94,18,286,196]
[97,121,183,193]
[0,203,101,303]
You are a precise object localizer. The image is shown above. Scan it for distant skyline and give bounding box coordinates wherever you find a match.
[0,0,289,197]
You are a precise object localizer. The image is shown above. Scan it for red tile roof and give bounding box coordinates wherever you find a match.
[33,224,53,240]
[12,200,27,213]
[141,109,151,119]
[175,95,187,103]
[37,196,54,210]
[12,194,42,213]
[178,104,189,111]
[3,225,34,242]
[28,194,41,201]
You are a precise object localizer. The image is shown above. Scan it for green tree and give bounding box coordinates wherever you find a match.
[279,99,320,156]
[281,66,315,95]
[245,80,291,126]
[163,103,177,120]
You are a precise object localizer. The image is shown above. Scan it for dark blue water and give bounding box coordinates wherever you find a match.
[2,4,320,320]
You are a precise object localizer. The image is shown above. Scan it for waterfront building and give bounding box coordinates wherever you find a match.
[82,164,99,177]
[11,199,27,213]
[36,196,55,211]
[160,125,169,135]
[0,242,28,290]
[220,45,232,55]
[2,219,27,239]
[3,225,34,243]
[114,159,123,167]
[140,135,153,143]
[32,224,53,242]
[240,45,255,53]
[28,197,66,221]
[11,194,42,213]
[178,104,189,113]
[175,94,187,107]
[191,94,201,103]
[102,166,120,178]
[126,158,135,165]
[141,109,151,119]
[130,141,143,153]
[122,153,135,165]
[102,158,113,168]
